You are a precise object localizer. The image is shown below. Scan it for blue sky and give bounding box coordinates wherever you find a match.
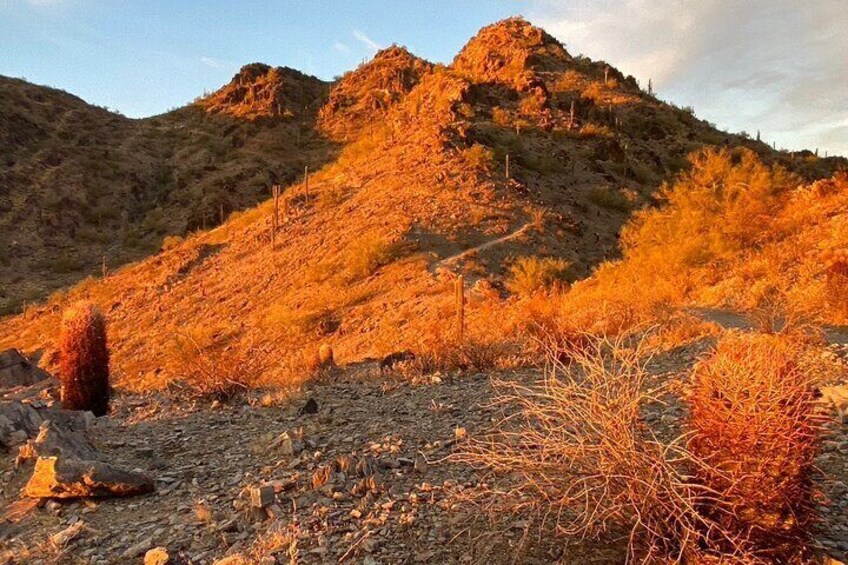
[2,0,846,156]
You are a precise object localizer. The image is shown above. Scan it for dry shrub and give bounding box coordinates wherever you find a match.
[511,279,666,362]
[622,148,798,274]
[170,331,269,401]
[161,235,183,252]
[222,521,300,564]
[491,106,512,127]
[643,313,723,353]
[248,521,300,564]
[822,248,848,319]
[505,256,572,297]
[687,333,824,561]
[396,334,512,379]
[390,311,516,379]
[459,339,732,563]
[59,301,110,416]
[581,81,607,102]
[518,94,545,117]
[462,143,495,170]
[345,233,404,280]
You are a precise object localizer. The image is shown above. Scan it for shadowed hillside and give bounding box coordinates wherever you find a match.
[0,67,336,315]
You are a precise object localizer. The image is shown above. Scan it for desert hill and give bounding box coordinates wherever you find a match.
[1,17,846,388]
[197,63,328,121]
[0,67,335,315]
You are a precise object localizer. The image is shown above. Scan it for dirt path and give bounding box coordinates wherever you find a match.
[434,223,532,271]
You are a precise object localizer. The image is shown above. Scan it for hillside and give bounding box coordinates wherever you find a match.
[0,67,334,315]
[1,17,845,390]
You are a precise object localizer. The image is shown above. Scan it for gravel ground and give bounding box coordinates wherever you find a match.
[1,343,846,564]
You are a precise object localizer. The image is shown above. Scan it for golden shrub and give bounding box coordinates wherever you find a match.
[505,256,571,297]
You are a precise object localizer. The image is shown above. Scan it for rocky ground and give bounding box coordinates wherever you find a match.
[0,342,847,565]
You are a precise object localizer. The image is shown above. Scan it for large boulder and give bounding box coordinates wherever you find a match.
[17,419,99,462]
[0,349,51,389]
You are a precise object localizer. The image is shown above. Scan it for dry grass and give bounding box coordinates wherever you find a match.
[459,339,735,563]
[169,331,270,401]
[345,234,405,280]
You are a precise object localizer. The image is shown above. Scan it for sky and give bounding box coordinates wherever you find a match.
[1,0,845,156]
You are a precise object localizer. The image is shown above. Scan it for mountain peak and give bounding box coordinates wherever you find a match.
[452,17,572,87]
[318,44,433,141]
[197,63,327,120]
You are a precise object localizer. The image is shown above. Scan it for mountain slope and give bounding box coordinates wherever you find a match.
[1,18,845,390]
[0,67,335,315]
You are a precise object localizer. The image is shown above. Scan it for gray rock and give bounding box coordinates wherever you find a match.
[0,400,43,449]
[250,485,275,508]
[0,349,51,389]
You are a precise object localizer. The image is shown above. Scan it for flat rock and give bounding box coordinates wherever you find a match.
[24,456,155,499]
[144,547,171,565]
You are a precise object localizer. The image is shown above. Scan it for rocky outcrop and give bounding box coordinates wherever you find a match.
[318,45,433,141]
[24,454,154,498]
[452,17,572,89]
[2,378,154,500]
[0,348,51,389]
[18,419,154,498]
[0,400,43,449]
[197,63,328,121]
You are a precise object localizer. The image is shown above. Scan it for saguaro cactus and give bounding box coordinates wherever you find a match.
[455,275,465,343]
[59,302,110,416]
[272,184,281,248]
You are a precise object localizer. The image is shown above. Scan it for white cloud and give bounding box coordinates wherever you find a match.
[334,42,351,53]
[352,30,382,51]
[529,0,848,156]
[200,56,222,69]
